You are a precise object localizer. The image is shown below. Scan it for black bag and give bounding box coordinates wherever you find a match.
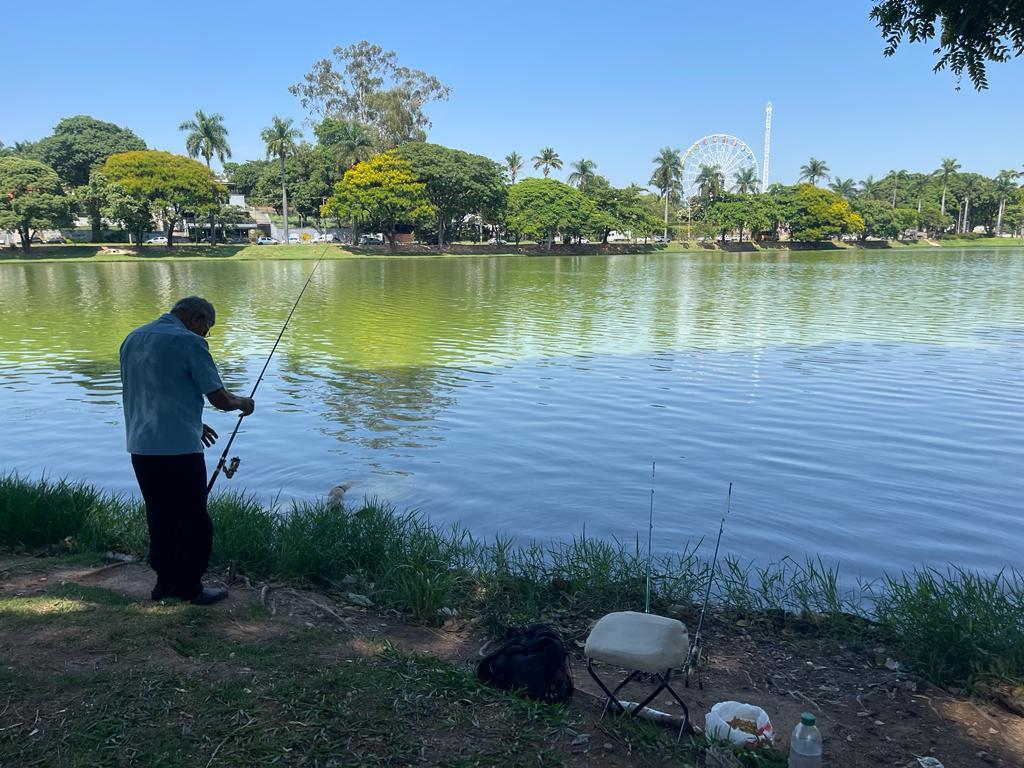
[476,624,574,703]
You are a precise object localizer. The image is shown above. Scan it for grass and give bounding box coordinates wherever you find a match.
[2,472,1022,690]
[0,583,593,768]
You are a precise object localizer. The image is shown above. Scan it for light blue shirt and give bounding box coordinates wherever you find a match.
[119,313,224,455]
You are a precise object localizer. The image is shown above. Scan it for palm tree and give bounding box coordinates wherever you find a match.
[732,167,760,194]
[649,146,683,240]
[993,170,1021,235]
[505,152,523,184]
[179,110,231,243]
[696,164,725,201]
[567,158,598,192]
[956,175,982,234]
[889,169,909,208]
[331,120,373,174]
[828,177,857,198]
[934,158,960,217]
[261,116,302,245]
[859,175,882,199]
[531,147,562,177]
[798,158,830,186]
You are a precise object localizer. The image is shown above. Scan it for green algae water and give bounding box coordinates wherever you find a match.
[1,249,1022,578]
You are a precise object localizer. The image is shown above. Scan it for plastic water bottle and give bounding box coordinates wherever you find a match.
[788,712,822,768]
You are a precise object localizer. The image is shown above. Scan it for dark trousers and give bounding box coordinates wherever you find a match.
[131,453,212,600]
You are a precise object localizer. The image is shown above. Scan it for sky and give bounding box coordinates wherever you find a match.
[3,0,1023,189]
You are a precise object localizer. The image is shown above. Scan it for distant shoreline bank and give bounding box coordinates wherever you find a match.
[2,237,1023,265]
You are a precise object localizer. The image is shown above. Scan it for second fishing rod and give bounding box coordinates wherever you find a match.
[207,245,330,493]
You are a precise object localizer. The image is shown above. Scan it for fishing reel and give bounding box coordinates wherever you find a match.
[223,456,241,479]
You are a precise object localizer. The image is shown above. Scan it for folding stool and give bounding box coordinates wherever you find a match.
[584,610,691,738]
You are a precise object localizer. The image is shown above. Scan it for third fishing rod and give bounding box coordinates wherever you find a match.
[685,481,732,689]
[207,245,330,493]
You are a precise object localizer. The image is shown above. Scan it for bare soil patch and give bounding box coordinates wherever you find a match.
[2,556,1020,767]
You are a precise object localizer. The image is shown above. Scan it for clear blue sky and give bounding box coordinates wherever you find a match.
[3,0,1022,187]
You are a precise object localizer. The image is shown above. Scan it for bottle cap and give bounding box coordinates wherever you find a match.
[801,712,816,726]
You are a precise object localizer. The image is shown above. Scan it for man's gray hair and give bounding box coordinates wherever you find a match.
[172,296,216,324]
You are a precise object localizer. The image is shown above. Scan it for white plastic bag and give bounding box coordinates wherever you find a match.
[704,701,774,747]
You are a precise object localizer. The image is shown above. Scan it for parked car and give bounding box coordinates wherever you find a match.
[359,234,384,245]
[256,236,278,245]
[487,237,506,245]
[287,233,302,243]
[312,232,336,243]
[43,234,66,244]
[653,234,669,243]
[143,236,168,245]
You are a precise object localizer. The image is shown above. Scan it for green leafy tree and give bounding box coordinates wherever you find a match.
[261,116,302,243]
[786,184,865,241]
[0,157,73,253]
[993,170,1021,235]
[33,116,147,242]
[289,41,450,150]
[828,177,857,197]
[934,157,960,217]
[223,160,271,198]
[870,1,1024,89]
[102,179,152,245]
[34,116,146,188]
[102,150,225,248]
[322,152,434,251]
[314,117,374,174]
[649,146,683,239]
[73,171,114,242]
[531,148,562,178]
[798,158,830,186]
[586,177,662,243]
[506,178,592,250]
[732,167,760,194]
[567,158,598,192]
[705,194,776,242]
[505,152,523,184]
[395,142,507,247]
[288,144,342,228]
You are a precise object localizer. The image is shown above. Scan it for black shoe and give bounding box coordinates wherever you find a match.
[190,586,228,606]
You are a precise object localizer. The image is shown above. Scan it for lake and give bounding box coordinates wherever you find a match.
[1,249,1022,579]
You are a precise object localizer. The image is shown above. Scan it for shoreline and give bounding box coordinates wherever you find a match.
[2,237,1023,265]
[1,472,1020,694]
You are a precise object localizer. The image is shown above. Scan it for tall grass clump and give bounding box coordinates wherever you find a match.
[1,473,112,549]
[873,567,1024,687]
[208,491,278,577]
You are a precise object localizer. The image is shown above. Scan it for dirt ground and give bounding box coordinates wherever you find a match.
[2,556,1021,767]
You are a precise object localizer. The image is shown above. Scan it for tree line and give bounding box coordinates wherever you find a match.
[2,37,1023,254]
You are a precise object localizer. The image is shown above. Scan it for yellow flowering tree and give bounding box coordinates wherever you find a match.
[322,152,434,251]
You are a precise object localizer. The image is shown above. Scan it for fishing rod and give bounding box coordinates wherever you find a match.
[644,461,655,613]
[207,245,329,493]
[685,481,732,690]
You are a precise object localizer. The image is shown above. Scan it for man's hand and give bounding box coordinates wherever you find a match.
[202,423,219,448]
[207,388,256,416]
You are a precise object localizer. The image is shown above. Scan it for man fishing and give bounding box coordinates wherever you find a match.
[120,296,255,605]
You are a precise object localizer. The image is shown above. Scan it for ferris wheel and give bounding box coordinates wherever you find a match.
[680,134,760,201]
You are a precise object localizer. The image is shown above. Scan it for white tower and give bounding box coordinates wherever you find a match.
[762,102,773,193]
